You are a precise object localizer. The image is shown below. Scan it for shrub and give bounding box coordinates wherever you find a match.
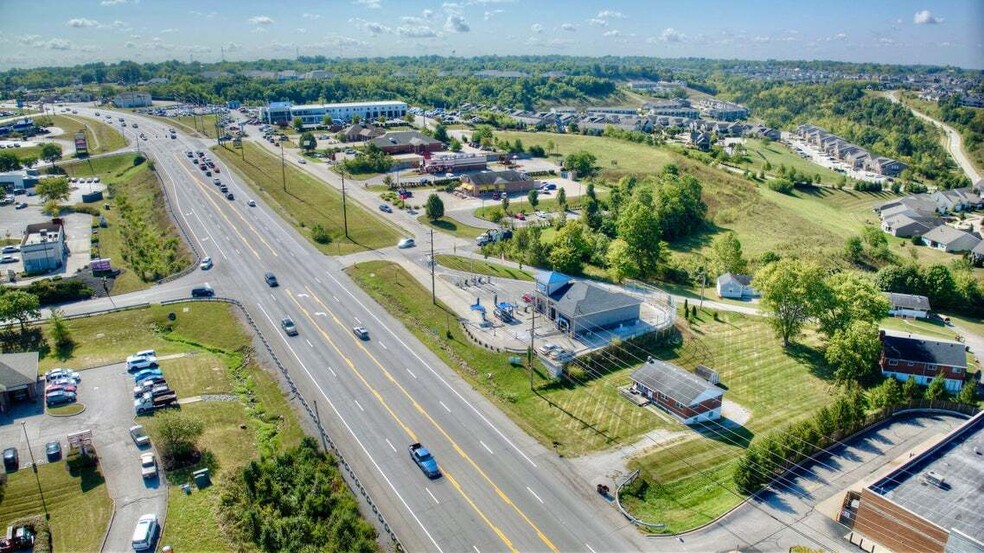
[566,366,587,381]
[133,155,146,166]
[310,224,332,244]
[766,177,794,194]
[23,278,93,305]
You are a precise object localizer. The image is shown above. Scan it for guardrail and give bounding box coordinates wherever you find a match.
[614,469,666,531]
[161,297,405,550]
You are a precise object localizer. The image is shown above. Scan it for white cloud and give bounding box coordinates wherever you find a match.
[595,10,623,19]
[658,27,686,43]
[752,35,770,43]
[248,15,274,25]
[354,0,381,8]
[422,9,434,18]
[442,3,464,15]
[160,28,177,33]
[225,42,243,52]
[349,18,390,35]
[67,18,100,28]
[603,29,620,37]
[484,10,503,20]
[444,14,470,33]
[397,26,438,38]
[124,40,137,48]
[302,13,320,20]
[402,16,428,25]
[21,35,73,50]
[100,0,135,5]
[531,23,543,34]
[560,23,576,32]
[587,18,607,27]
[296,28,307,33]
[913,10,943,24]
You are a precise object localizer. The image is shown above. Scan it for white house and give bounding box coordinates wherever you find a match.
[716,273,755,300]
[921,225,982,253]
[884,292,931,319]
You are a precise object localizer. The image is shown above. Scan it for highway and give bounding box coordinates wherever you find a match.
[66,107,645,553]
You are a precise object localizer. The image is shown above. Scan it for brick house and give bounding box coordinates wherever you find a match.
[458,170,537,197]
[878,330,968,393]
[369,131,443,155]
[630,359,723,425]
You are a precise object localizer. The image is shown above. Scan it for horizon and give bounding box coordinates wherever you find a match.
[0,0,982,71]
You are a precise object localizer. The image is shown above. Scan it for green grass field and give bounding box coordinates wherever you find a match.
[741,138,844,183]
[495,131,677,180]
[434,254,534,281]
[4,145,40,163]
[620,309,836,533]
[214,142,400,254]
[417,215,488,239]
[47,114,127,155]
[0,463,112,552]
[154,114,222,139]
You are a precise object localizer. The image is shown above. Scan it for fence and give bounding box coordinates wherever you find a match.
[160,297,404,550]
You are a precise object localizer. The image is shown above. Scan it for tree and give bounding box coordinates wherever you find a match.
[586,181,597,201]
[711,232,748,275]
[527,189,539,210]
[471,125,494,147]
[545,138,555,155]
[351,115,361,124]
[956,381,978,405]
[902,376,920,401]
[49,307,73,349]
[292,116,304,131]
[925,373,947,401]
[449,137,462,152]
[0,290,41,332]
[298,131,316,152]
[154,410,204,467]
[813,272,890,338]
[0,151,21,172]
[870,377,903,409]
[825,321,882,385]
[548,220,591,274]
[35,177,70,203]
[556,187,567,212]
[616,198,665,278]
[606,238,638,283]
[39,143,62,168]
[563,151,598,178]
[321,115,332,127]
[753,258,825,347]
[501,195,509,214]
[433,124,449,143]
[844,235,864,264]
[424,193,444,221]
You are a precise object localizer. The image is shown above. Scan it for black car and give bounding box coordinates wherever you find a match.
[3,447,18,472]
[191,285,215,298]
[264,272,279,287]
[45,441,62,462]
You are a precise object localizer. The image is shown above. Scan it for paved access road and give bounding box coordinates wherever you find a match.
[64,106,646,553]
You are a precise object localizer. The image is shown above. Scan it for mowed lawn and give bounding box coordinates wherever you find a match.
[0,463,113,553]
[48,114,127,154]
[417,215,488,239]
[214,142,400,254]
[742,138,844,183]
[153,114,221,139]
[434,254,534,281]
[347,260,672,456]
[621,309,835,533]
[494,131,677,178]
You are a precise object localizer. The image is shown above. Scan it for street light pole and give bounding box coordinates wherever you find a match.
[341,169,349,238]
[21,422,49,520]
[280,142,286,192]
[430,227,436,305]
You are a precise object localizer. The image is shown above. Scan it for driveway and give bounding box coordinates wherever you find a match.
[0,363,167,553]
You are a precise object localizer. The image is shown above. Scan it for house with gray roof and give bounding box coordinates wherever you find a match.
[716,273,757,300]
[880,213,940,238]
[0,352,39,414]
[533,271,642,337]
[630,359,724,424]
[921,225,981,253]
[930,187,983,213]
[369,131,442,154]
[879,330,967,392]
[972,240,984,266]
[884,292,931,319]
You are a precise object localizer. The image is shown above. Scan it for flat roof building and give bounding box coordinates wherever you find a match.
[853,410,984,553]
[113,91,152,108]
[21,221,66,274]
[258,101,408,127]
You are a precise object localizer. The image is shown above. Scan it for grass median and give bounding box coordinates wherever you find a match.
[417,215,488,239]
[434,254,534,281]
[47,114,127,154]
[214,142,400,254]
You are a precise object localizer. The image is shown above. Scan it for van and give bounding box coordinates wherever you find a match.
[191,285,214,298]
[131,513,159,551]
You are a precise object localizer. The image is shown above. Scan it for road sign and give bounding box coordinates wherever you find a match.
[67,429,93,448]
[74,131,89,156]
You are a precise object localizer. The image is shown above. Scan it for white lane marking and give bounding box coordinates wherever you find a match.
[297,293,309,298]
[354,317,362,325]
[253,303,444,553]
[315,312,327,317]
[354,400,365,412]
[426,487,439,504]
[327,366,336,377]
[473,546,481,553]
[385,438,397,453]
[406,368,417,379]
[439,401,451,413]
[526,487,544,504]
[305,339,313,348]
[325,272,538,468]
[379,341,388,350]
[270,294,276,300]
[315,277,322,284]
[333,295,341,302]
[585,544,597,553]
[189,209,227,260]
[479,440,493,455]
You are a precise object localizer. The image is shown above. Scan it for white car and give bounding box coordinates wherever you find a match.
[397,238,415,248]
[200,256,213,270]
[247,199,256,207]
[140,452,158,479]
[297,158,306,164]
[1,245,19,254]
[0,255,18,264]
[44,368,80,383]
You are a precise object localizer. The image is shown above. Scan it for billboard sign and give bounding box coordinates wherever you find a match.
[91,258,112,272]
[74,131,89,157]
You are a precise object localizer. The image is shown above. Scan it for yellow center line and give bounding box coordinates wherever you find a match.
[172,153,279,258]
[444,470,517,553]
[303,286,559,553]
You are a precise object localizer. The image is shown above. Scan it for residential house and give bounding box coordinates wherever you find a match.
[931,188,983,213]
[881,213,939,238]
[876,195,938,217]
[342,124,385,143]
[971,240,984,266]
[458,170,536,197]
[585,107,639,117]
[867,156,909,177]
[0,352,39,414]
[716,273,756,300]
[879,331,967,392]
[630,359,724,424]
[921,225,981,253]
[696,99,749,121]
[369,131,442,155]
[747,124,780,141]
[533,271,642,337]
[687,128,711,151]
[474,70,529,79]
[884,293,931,319]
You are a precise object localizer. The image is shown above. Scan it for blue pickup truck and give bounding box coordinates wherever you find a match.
[409,443,440,478]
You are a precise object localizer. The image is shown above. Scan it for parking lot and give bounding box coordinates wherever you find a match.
[0,362,167,552]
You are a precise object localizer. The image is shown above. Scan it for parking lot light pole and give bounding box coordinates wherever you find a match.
[341,169,349,239]
[21,422,49,520]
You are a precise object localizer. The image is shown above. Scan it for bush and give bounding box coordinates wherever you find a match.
[70,204,100,216]
[310,224,332,244]
[766,177,794,193]
[853,180,883,192]
[133,155,146,166]
[23,278,93,305]
[528,145,546,157]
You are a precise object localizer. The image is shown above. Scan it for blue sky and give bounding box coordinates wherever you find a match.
[0,0,981,70]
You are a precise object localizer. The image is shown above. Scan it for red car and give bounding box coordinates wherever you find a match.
[214,167,220,173]
[521,293,533,303]
[514,212,526,220]
[46,383,78,395]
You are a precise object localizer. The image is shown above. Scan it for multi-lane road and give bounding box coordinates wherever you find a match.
[64,107,645,553]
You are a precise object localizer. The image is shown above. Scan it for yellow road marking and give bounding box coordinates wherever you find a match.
[444,471,518,553]
[303,286,559,553]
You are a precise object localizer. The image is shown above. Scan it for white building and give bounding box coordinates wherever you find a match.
[585,107,639,116]
[21,222,66,273]
[0,169,40,193]
[258,101,408,127]
[113,91,152,108]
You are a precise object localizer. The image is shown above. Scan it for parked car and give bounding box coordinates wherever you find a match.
[129,425,151,447]
[3,448,18,472]
[126,357,157,372]
[379,204,392,213]
[44,368,80,382]
[45,441,62,462]
[0,255,18,264]
[353,326,369,340]
[1,245,19,254]
[131,513,159,551]
[200,256,213,270]
[14,202,27,209]
[133,369,164,383]
[513,212,526,220]
[397,238,415,248]
[127,350,157,364]
[281,317,298,336]
[45,391,76,407]
[45,382,78,394]
[140,452,158,479]
[264,272,279,287]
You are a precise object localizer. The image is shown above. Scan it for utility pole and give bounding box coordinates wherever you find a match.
[341,169,349,238]
[21,422,49,520]
[699,267,706,309]
[430,228,436,305]
[280,141,286,192]
[528,302,536,391]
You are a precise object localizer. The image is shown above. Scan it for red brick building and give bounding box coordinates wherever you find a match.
[879,330,968,393]
[630,359,723,424]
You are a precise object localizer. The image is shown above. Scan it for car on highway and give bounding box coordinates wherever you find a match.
[129,425,150,447]
[14,202,26,209]
[3,448,18,472]
[226,192,234,200]
[409,443,440,478]
[205,170,212,177]
[212,178,221,185]
[191,284,214,297]
[200,256,213,270]
[214,167,220,173]
[1,245,19,254]
[397,238,415,248]
[353,326,369,340]
[379,204,392,213]
[297,158,306,164]
[45,390,76,407]
[186,151,194,157]
[247,199,256,207]
[281,317,298,336]
[0,255,18,264]
[140,452,158,479]
[45,441,62,462]
[264,272,279,287]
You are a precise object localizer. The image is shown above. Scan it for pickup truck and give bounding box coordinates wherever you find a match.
[129,425,150,447]
[409,443,440,478]
[134,390,177,415]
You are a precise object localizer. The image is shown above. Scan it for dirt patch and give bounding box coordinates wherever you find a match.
[568,428,691,485]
